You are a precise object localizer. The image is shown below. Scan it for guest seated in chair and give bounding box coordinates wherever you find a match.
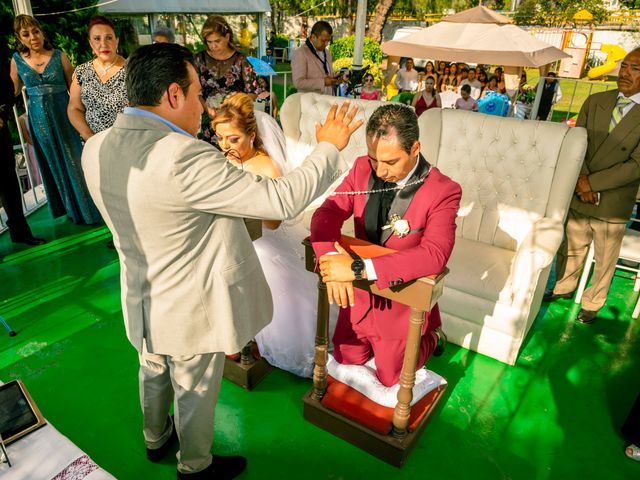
[310,104,461,387]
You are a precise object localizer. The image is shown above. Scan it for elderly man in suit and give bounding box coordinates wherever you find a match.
[311,104,461,387]
[549,48,640,324]
[81,43,362,479]
[291,20,337,95]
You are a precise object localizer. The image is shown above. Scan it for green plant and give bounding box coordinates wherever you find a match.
[332,57,383,87]
[274,34,290,49]
[330,35,383,64]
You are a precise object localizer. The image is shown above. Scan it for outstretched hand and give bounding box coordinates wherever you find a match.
[315,101,364,151]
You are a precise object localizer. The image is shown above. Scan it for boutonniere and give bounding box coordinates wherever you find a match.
[382,214,411,238]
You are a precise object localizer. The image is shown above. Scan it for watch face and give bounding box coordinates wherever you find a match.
[351,259,365,273]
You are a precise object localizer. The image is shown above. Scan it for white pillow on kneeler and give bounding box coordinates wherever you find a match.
[326,354,447,408]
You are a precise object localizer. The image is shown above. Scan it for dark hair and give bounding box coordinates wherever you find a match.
[366,104,419,154]
[14,14,52,55]
[126,43,195,107]
[152,25,175,43]
[461,84,471,94]
[425,61,435,72]
[548,71,557,78]
[363,73,374,82]
[310,20,332,37]
[88,15,115,34]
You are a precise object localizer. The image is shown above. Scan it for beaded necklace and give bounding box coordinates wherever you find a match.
[329,167,430,196]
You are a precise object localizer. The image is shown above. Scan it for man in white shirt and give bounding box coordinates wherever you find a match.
[394,58,419,93]
[460,69,482,99]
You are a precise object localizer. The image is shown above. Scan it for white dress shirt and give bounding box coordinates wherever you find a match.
[394,68,419,92]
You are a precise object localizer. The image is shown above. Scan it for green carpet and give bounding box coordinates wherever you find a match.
[1,207,638,479]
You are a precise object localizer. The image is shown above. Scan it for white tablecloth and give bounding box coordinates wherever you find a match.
[0,423,115,480]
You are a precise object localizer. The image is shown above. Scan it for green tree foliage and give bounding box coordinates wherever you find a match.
[330,35,383,64]
[514,0,609,27]
[0,0,98,66]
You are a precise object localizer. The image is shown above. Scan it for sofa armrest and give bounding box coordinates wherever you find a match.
[499,217,564,308]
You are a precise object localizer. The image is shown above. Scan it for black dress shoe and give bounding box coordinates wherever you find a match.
[542,291,574,302]
[576,308,598,324]
[177,455,247,480]
[146,418,178,462]
[9,231,46,246]
[433,328,447,357]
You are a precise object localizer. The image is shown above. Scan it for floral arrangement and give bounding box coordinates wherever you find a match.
[517,85,536,105]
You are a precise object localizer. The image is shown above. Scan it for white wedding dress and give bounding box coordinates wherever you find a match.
[253,112,338,377]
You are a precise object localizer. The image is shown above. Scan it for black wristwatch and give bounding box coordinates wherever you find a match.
[351,259,365,281]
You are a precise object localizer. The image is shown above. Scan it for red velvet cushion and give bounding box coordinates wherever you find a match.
[320,375,445,435]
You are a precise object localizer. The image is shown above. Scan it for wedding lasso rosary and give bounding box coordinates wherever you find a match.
[327,167,430,238]
[328,177,425,197]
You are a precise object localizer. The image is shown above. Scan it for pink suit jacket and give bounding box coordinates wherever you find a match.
[311,155,461,340]
[291,43,334,96]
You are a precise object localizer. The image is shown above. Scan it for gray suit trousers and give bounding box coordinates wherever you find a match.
[139,342,225,473]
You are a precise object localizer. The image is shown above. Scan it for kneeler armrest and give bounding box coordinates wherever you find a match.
[303,235,448,312]
[303,235,448,438]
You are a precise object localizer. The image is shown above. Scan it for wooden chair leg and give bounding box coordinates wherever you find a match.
[312,278,330,401]
[392,307,425,438]
[240,342,254,366]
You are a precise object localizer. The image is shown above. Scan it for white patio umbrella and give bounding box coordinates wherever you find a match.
[381,6,570,68]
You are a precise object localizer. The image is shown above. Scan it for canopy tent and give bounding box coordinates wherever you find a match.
[99,0,271,14]
[100,0,271,56]
[381,6,569,67]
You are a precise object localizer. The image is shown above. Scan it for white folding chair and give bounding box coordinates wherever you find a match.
[575,219,640,319]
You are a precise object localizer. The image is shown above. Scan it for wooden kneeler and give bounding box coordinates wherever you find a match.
[302,235,448,467]
[223,219,272,390]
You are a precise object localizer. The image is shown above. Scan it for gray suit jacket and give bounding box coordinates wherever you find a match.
[573,89,640,223]
[82,113,345,356]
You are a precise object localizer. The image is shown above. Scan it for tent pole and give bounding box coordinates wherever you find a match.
[352,0,367,71]
[12,0,32,15]
[530,76,545,120]
[258,12,267,58]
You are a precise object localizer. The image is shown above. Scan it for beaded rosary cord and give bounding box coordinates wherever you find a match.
[329,166,430,196]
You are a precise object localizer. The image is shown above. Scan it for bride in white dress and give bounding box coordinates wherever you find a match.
[212,93,336,377]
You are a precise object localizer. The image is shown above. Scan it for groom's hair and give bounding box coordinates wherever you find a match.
[366,104,419,154]
[126,43,196,107]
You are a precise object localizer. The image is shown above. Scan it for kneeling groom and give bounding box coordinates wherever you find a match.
[311,104,461,387]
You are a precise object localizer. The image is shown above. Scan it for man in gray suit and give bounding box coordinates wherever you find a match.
[81,43,362,479]
[549,48,640,324]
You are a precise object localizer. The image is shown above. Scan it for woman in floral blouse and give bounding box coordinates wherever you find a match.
[194,15,261,144]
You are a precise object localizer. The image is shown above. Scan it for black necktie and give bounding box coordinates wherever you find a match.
[377,182,397,236]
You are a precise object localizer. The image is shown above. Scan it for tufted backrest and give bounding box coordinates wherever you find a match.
[281,93,386,171]
[420,109,587,251]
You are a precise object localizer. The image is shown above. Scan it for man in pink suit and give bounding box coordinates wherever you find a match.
[291,20,337,96]
[311,104,461,387]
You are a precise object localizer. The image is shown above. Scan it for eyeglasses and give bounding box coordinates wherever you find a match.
[364,78,373,82]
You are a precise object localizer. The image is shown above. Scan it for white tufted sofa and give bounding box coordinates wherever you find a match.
[280,93,587,365]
